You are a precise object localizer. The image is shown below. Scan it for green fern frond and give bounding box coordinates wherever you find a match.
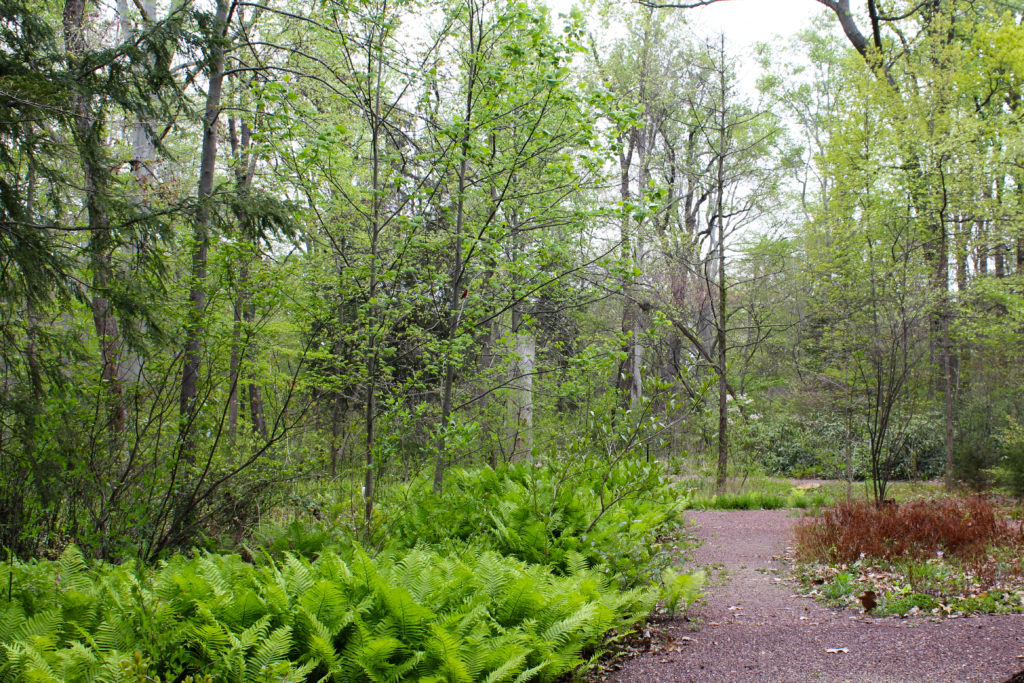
[235,614,272,652]
[565,551,589,577]
[381,649,424,683]
[377,583,432,644]
[54,641,99,683]
[282,555,315,599]
[56,546,90,593]
[303,631,340,676]
[511,661,548,683]
[12,608,61,644]
[539,604,597,649]
[299,580,347,632]
[197,555,232,599]
[3,640,61,683]
[481,650,528,683]
[245,625,292,682]
[495,577,539,625]
[313,551,352,585]
[424,624,470,683]
[220,588,267,629]
[353,636,405,682]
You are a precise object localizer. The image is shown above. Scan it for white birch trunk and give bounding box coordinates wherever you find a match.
[508,332,535,461]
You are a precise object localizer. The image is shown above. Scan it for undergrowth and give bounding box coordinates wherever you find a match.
[683,488,832,511]
[795,497,1011,562]
[794,497,1024,618]
[0,462,693,681]
[378,463,680,587]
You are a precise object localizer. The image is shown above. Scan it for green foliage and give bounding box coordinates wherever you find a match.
[882,592,940,615]
[991,417,1024,498]
[375,461,682,588]
[736,413,944,481]
[659,568,705,618]
[819,571,857,602]
[737,415,846,478]
[685,491,786,510]
[0,461,684,681]
[0,540,658,682]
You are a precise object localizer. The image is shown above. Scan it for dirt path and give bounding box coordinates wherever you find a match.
[608,510,1024,682]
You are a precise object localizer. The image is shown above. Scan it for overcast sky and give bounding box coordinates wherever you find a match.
[684,0,830,48]
[540,0,844,95]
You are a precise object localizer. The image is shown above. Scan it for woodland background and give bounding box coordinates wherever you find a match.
[2,0,1024,678]
[2,0,1024,558]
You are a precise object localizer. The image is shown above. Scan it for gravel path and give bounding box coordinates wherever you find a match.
[608,509,1024,682]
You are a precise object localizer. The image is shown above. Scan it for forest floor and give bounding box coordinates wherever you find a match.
[603,509,1024,683]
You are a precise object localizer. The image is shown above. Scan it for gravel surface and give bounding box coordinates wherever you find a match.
[607,509,1024,683]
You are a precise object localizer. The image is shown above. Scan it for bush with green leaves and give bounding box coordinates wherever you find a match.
[736,414,847,478]
[737,412,944,481]
[0,542,658,682]
[991,416,1024,498]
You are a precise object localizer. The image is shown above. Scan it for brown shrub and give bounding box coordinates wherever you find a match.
[795,497,1015,563]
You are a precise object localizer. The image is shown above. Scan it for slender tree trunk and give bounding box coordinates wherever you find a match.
[226,114,252,442]
[118,0,157,184]
[177,0,228,498]
[64,0,127,435]
[616,133,641,409]
[714,37,729,493]
[248,376,267,439]
[937,170,955,489]
[435,4,478,493]
[435,146,465,490]
[508,305,535,461]
[844,404,854,500]
[228,302,240,440]
[942,314,955,489]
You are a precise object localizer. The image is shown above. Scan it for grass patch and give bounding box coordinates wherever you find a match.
[686,491,787,510]
[680,482,836,511]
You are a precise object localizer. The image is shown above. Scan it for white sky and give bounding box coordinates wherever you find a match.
[541,0,843,96]
[684,0,829,47]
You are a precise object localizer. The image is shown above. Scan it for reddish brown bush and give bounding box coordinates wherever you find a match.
[795,497,1015,563]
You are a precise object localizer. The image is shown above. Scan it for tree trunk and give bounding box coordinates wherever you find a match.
[173,0,228,543]
[118,0,157,184]
[64,0,127,435]
[508,315,535,462]
[435,4,478,493]
[228,301,240,441]
[713,37,729,493]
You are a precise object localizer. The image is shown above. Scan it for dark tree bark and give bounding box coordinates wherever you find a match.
[169,0,230,550]
[63,0,126,434]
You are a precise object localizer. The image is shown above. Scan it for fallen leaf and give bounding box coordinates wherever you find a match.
[825,648,849,654]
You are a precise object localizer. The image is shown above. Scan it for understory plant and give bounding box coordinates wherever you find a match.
[794,498,1024,617]
[376,461,682,587]
[1,462,696,681]
[0,542,657,682]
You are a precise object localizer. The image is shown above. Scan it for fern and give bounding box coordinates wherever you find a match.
[424,625,470,683]
[538,604,597,650]
[377,583,432,644]
[245,625,292,682]
[481,649,528,683]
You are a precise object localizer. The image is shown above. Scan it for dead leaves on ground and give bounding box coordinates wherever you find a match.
[795,553,1024,617]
